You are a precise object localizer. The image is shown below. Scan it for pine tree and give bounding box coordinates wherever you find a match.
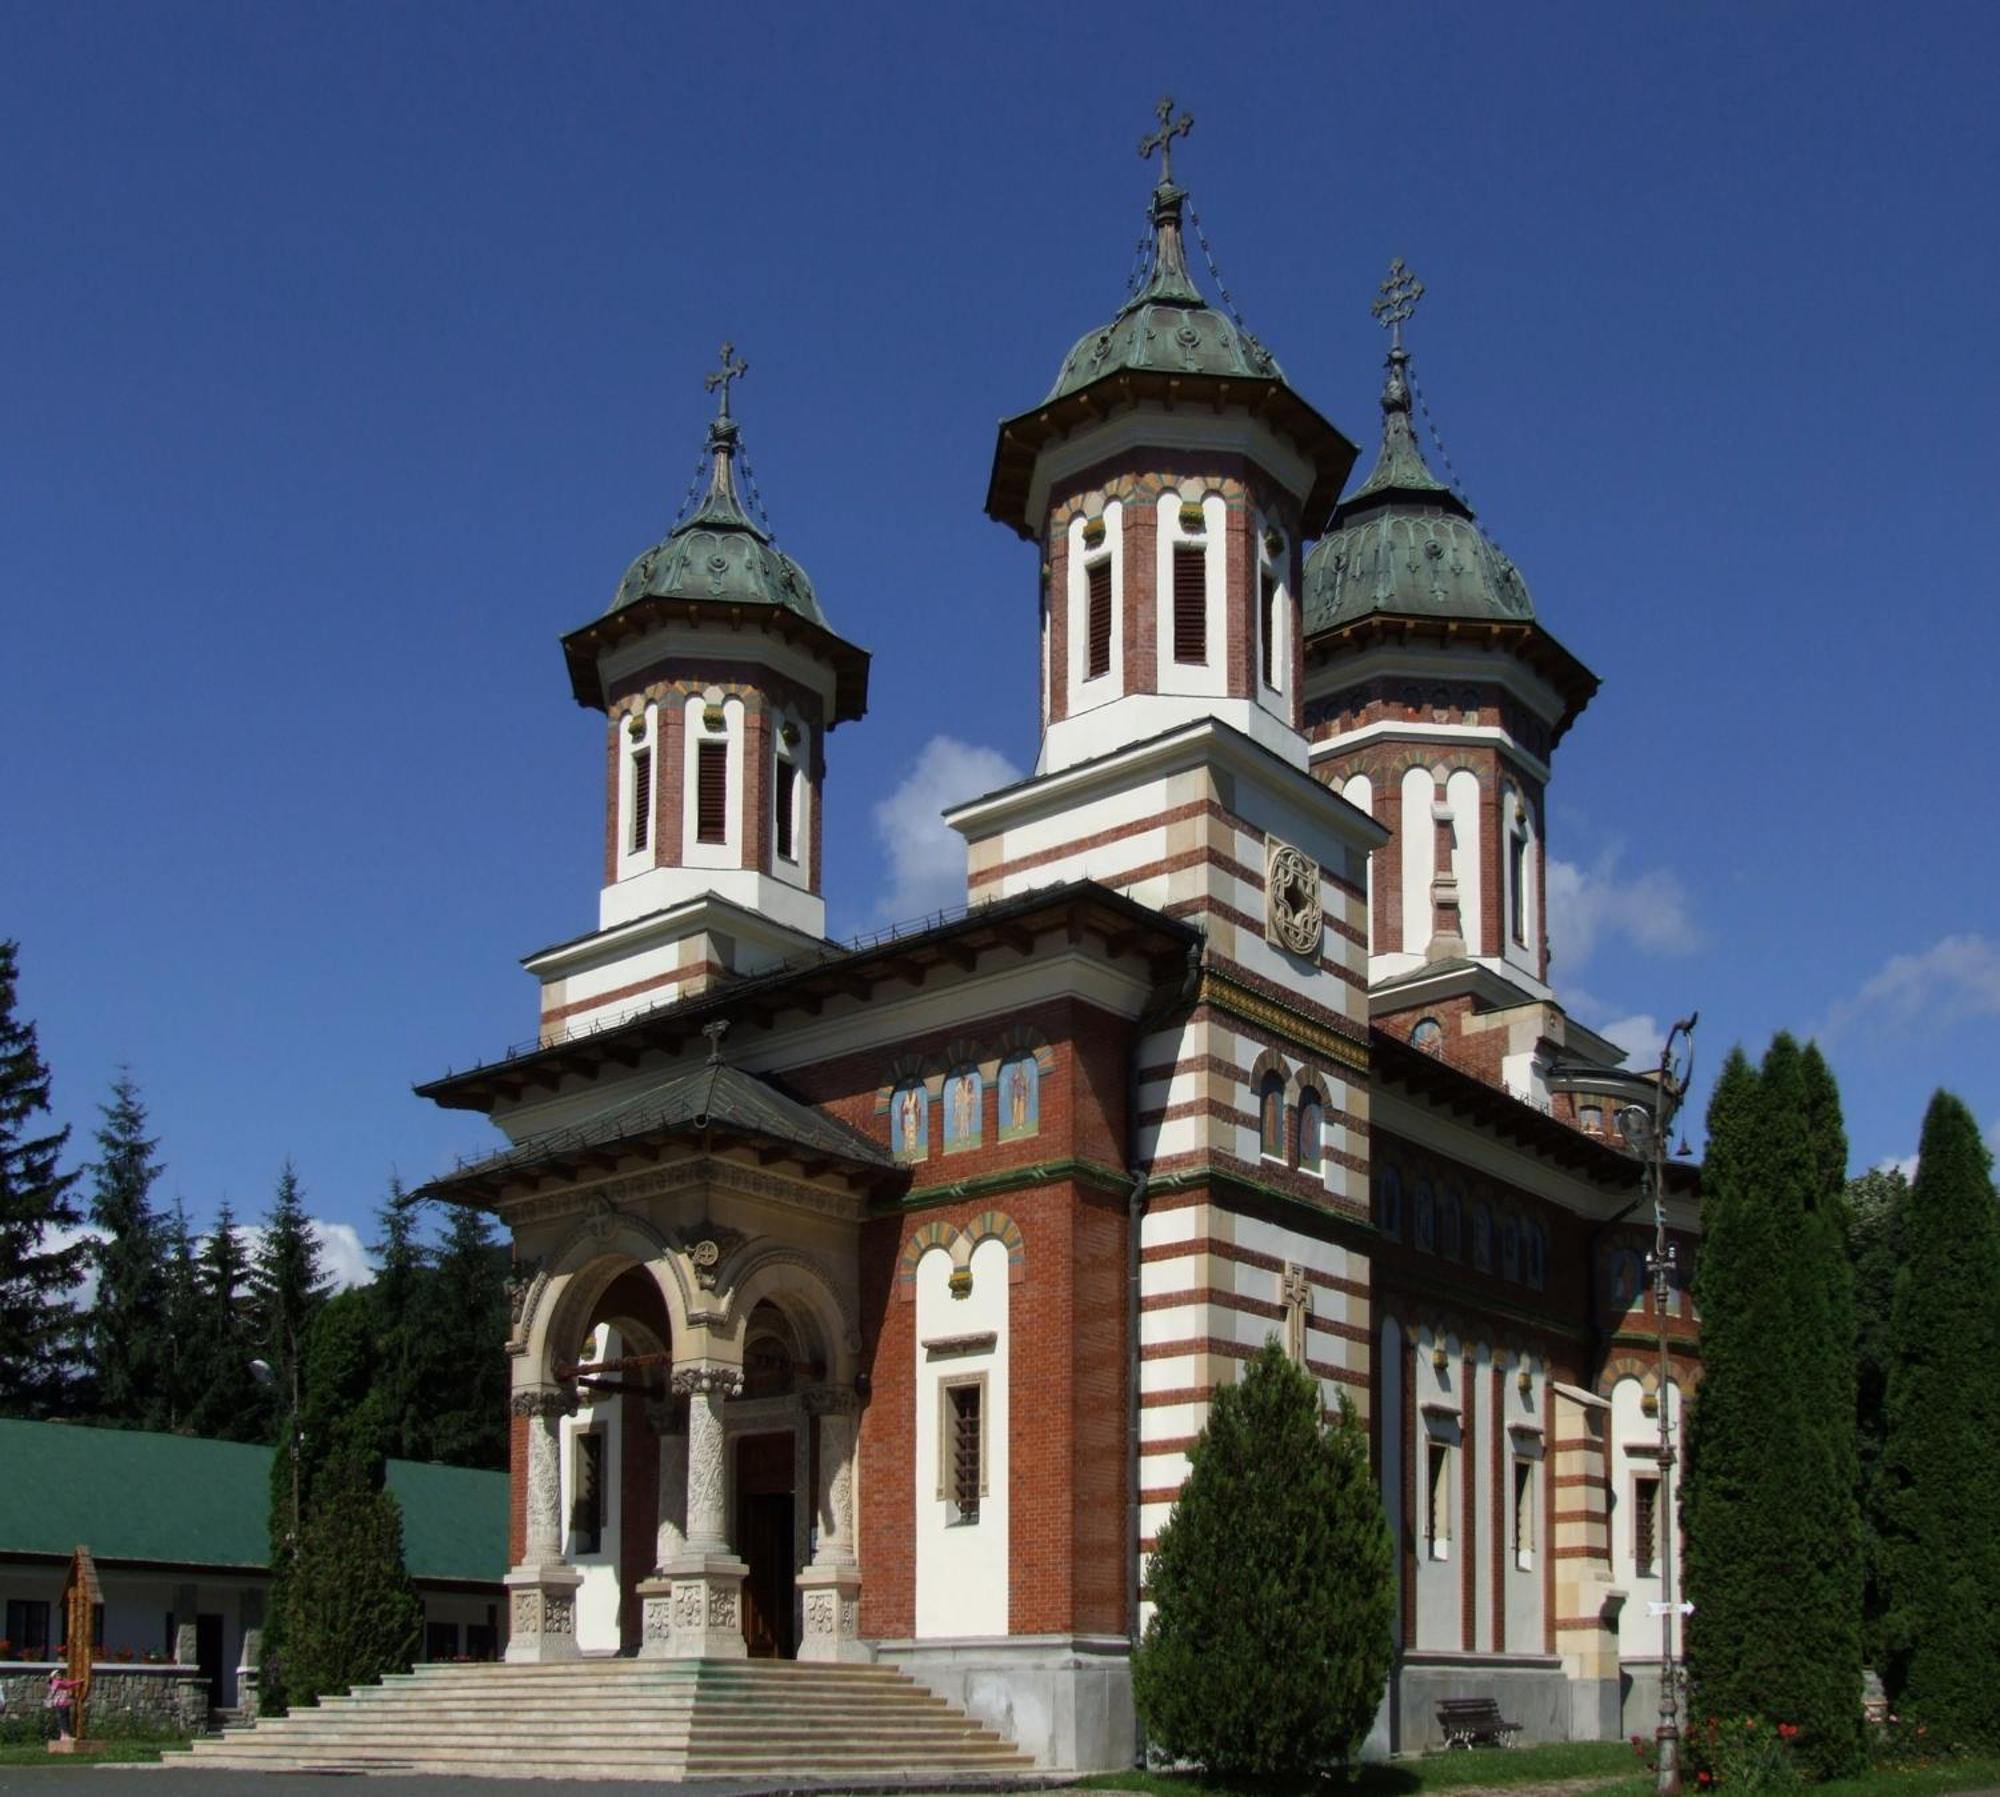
[1845,1164,1910,1663]
[1683,1040,1864,1777]
[419,1201,509,1469]
[0,939,86,1417]
[189,1204,266,1441]
[369,1177,429,1463]
[1133,1341,1393,1779]
[249,1160,329,1412]
[1878,1091,2000,1747]
[159,1199,201,1433]
[83,1072,169,1428]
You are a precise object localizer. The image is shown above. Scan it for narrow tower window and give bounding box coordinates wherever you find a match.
[1634,1473,1661,1575]
[696,741,728,845]
[774,759,798,861]
[1260,570,1279,688]
[1085,559,1113,681]
[1514,1458,1536,1568]
[629,747,653,854]
[1172,544,1206,664]
[1426,1439,1452,1559]
[571,1430,604,1556]
[1509,824,1528,945]
[946,1382,983,1525]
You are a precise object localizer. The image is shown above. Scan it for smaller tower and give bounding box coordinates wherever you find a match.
[531,349,870,1042]
[1302,266,1606,1099]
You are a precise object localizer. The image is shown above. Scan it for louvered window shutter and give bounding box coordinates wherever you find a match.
[696,741,729,844]
[1172,545,1206,664]
[1086,561,1113,680]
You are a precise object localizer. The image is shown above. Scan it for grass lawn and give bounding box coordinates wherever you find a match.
[0,1736,193,1767]
[1079,1743,2000,1797]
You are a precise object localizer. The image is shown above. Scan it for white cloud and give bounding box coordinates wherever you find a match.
[1823,934,2000,1043]
[870,737,1023,923]
[1874,1153,1920,1181]
[1599,1013,1667,1066]
[1546,852,1701,973]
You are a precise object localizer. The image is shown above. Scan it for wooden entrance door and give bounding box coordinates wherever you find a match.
[735,1432,796,1659]
[194,1613,225,1712]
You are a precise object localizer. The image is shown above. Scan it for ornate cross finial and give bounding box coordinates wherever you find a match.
[704,342,748,419]
[702,1018,730,1066]
[1138,95,1194,187]
[1371,258,1425,351]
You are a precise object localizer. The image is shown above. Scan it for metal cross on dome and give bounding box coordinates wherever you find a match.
[1371,258,1425,351]
[705,342,748,419]
[1138,95,1194,186]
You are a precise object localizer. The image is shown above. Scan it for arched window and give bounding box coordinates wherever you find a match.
[1501,1214,1522,1282]
[996,1053,1039,1142]
[1296,1088,1324,1173]
[1440,1187,1464,1261]
[942,1066,982,1153]
[1258,1074,1285,1161]
[1376,1167,1404,1239]
[1415,1178,1437,1253]
[1472,1201,1494,1273]
[1525,1220,1547,1291]
[891,1083,928,1161]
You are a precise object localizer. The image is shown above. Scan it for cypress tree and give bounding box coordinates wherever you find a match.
[83,1072,169,1428]
[1684,1040,1864,1776]
[420,1201,509,1469]
[1845,1164,1910,1663]
[1133,1340,1393,1779]
[270,1289,415,1711]
[1878,1091,2000,1747]
[0,939,85,1417]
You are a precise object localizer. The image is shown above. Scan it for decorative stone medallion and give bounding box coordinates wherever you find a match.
[1265,838,1324,957]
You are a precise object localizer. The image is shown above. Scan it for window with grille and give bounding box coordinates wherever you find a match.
[1514,1458,1536,1568]
[1172,544,1206,664]
[1260,571,1279,688]
[1085,559,1112,681]
[571,1430,604,1556]
[629,747,653,854]
[775,758,798,861]
[1634,1474,1660,1575]
[696,741,728,844]
[1426,1441,1452,1560]
[946,1381,983,1525]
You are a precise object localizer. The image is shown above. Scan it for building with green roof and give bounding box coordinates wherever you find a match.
[0,1419,506,1713]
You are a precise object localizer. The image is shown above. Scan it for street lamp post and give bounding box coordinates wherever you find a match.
[1620,1014,1697,1797]
[247,1344,302,1544]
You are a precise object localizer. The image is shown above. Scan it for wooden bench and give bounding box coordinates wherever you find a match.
[1437,1697,1522,1749]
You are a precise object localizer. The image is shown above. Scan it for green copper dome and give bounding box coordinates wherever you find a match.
[608,410,829,629]
[1047,181,1285,401]
[1303,345,1535,635]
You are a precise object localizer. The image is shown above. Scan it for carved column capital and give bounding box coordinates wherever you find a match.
[509,1385,578,1420]
[671,1362,745,1400]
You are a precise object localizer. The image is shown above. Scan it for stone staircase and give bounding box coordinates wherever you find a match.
[186,1657,1036,1781]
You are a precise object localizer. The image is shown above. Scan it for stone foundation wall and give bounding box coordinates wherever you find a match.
[0,1663,208,1737]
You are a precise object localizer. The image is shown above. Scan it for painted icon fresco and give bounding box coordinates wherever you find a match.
[892,1083,928,1160]
[997,1054,1039,1142]
[943,1067,982,1152]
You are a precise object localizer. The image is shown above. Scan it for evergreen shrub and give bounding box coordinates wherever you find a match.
[1132,1339,1393,1780]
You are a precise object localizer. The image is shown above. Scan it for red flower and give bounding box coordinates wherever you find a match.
[1917,1725,1928,1738]
[1697,1772,1714,1788]
[1778,1724,1799,1740]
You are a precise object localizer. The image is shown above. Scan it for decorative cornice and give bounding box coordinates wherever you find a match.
[1197,965,1370,1073]
[879,1156,1134,1215]
[509,1386,578,1420]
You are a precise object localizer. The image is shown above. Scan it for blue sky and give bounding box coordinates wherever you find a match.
[5,2,1996,1273]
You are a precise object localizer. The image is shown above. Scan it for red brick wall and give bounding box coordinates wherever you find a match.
[508,1412,528,1567]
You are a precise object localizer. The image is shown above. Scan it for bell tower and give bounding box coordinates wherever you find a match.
[1302,266,1611,1097]
[530,348,871,1044]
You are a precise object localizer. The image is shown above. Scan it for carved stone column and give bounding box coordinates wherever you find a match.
[636,1396,689,1658]
[651,1362,748,1659]
[796,1385,867,1662]
[504,1386,583,1663]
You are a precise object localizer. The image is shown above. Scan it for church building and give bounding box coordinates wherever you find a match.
[415,109,1700,1767]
